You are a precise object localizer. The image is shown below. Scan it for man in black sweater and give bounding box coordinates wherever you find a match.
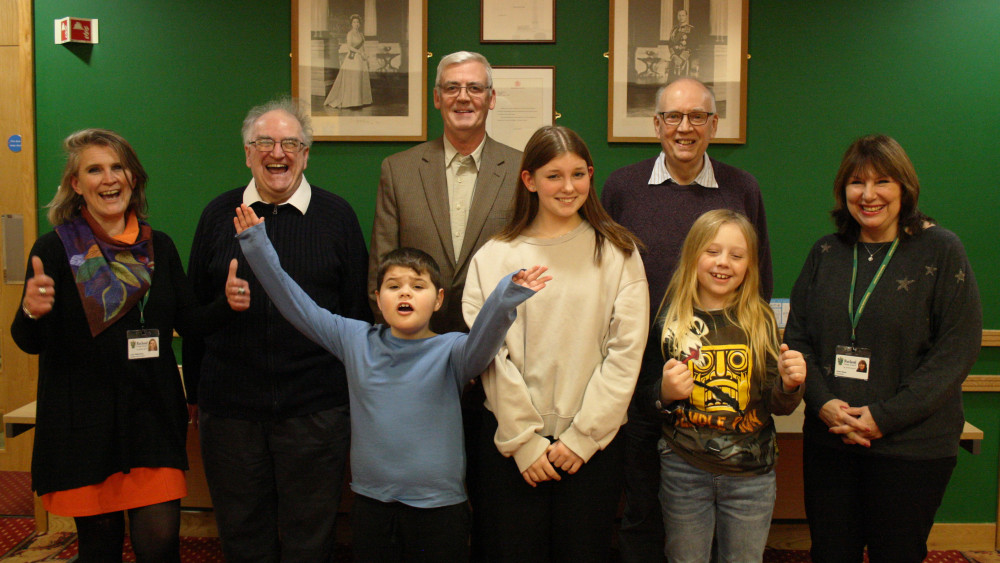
[184,98,370,563]
[601,77,772,562]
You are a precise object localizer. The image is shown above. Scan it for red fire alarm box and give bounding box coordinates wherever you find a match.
[55,17,99,45]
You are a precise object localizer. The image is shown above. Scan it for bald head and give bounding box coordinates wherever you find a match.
[653,78,719,184]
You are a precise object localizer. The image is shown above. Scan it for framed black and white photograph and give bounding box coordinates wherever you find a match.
[608,0,748,143]
[485,66,555,151]
[480,0,555,43]
[292,0,427,141]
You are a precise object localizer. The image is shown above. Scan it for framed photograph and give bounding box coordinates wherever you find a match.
[292,0,427,141]
[480,0,556,43]
[485,66,555,151]
[608,0,748,143]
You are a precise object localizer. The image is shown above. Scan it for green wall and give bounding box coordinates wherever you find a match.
[33,0,999,522]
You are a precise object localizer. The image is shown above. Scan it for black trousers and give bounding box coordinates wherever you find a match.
[351,494,470,562]
[803,440,956,563]
[617,412,666,563]
[474,410,625,563]
[200,406,351,563]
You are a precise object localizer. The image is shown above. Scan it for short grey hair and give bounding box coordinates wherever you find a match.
[434,51,493,89]
[241,97,313,147]
[655,78,717,113]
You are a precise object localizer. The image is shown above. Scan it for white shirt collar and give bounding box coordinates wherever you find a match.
[443,136,486,169]
[243,175,312,213]
[648,152,718,188]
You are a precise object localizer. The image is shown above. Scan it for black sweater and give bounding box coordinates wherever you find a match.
[183,185,371,421]
[11,230,230,495]
[784,227,981,459]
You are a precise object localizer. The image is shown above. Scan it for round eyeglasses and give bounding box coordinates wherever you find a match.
[248,138,306,153]
[656,111,714,126]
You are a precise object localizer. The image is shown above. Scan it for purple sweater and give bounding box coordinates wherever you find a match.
[601,156,772,387]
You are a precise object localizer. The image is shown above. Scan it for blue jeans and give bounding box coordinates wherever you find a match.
[658,438,775,563]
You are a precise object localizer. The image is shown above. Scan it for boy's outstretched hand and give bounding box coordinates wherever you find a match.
[512,265,552,292]
[233,204,264,234]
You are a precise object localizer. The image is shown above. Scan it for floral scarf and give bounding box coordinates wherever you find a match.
[55,208,154,336]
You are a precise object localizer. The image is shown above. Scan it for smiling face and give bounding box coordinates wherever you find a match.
[523,152,592,236]
[433,60,496,145]
[655,79,718,181]
[696,222,749,310]
[244,110,310,204]
[71,145,134,235]
[845,168,902,243]
[376,266,444,339]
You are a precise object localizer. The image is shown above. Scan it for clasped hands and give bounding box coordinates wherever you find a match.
[820,399,882,447]
[522,441,585,487]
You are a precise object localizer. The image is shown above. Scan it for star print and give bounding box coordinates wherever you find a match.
[925,266,937,276]
[955,270,966,283]
[896,277,915,291]
[820,243,831,253]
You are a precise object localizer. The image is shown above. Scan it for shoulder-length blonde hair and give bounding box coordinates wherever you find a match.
[657,209,777,377]
[45,129,149,226]
[495,125,642,262]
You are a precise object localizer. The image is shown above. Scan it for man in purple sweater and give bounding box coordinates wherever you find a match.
[601,77,772,562]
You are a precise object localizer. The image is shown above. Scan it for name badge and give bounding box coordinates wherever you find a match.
[834,345,870,380]
[127,329,160,360]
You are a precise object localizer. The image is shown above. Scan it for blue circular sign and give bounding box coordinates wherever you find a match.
[8,135,22,153]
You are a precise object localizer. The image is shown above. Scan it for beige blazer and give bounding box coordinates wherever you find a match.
[368,135,522,333]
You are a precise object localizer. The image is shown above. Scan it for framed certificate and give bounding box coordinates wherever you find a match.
[481,0,556,43]
[485,66,556,152]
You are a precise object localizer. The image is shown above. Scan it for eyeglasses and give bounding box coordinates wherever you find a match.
[438,82,490,98]
[656,111,714,126]
[248,138,306,153]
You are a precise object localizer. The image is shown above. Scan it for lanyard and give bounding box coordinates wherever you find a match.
[137,291,150,328]
[848,238,899,348]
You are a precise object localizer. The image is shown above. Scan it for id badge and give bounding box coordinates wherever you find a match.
[834,345,870,380]
[127,329,160,360]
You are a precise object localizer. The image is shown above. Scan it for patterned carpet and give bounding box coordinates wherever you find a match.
[0,471,997,561]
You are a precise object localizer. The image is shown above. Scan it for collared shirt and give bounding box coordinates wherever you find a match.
[443,137,486,260]
[648,152,719,188]
[243,175,312,213]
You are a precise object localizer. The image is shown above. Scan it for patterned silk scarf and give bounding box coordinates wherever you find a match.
[55,208,155,336]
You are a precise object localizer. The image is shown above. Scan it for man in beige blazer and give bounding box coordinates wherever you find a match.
[368,51,522,334]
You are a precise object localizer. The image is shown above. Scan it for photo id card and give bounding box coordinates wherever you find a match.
[127,329,160,360]
[834,345,871,380]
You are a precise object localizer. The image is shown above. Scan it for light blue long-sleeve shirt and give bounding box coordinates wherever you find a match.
[238,223,533,507]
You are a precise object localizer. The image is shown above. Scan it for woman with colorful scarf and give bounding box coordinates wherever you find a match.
[12,129,238,562]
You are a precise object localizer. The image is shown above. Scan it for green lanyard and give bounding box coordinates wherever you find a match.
[137,292,149,328]
[848,238,899,348]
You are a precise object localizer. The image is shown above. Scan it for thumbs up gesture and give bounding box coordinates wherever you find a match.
[778,343,806,391]
[226,259,250,312]
[22,256,55,319]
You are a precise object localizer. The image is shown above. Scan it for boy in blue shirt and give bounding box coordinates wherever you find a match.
[229,204,549,561]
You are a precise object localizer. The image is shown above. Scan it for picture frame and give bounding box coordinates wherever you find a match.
[608,0,748,143]
[485,66,556,152]
[480,0,556,43]
[292,0,427,141]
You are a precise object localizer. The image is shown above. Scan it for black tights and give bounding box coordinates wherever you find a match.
[73,500,181,563]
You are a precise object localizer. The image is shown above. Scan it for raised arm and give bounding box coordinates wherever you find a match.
[234,205,363,359]
[451,267,548,380]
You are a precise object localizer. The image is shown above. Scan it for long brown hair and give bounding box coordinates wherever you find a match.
[831,134,931,243]
[496,125,642,262]
[46,129,149,227]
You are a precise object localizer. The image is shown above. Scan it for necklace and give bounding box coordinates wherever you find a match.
[861,242,888,262]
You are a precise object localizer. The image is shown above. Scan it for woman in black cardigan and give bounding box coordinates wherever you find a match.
[12,129,237,562]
